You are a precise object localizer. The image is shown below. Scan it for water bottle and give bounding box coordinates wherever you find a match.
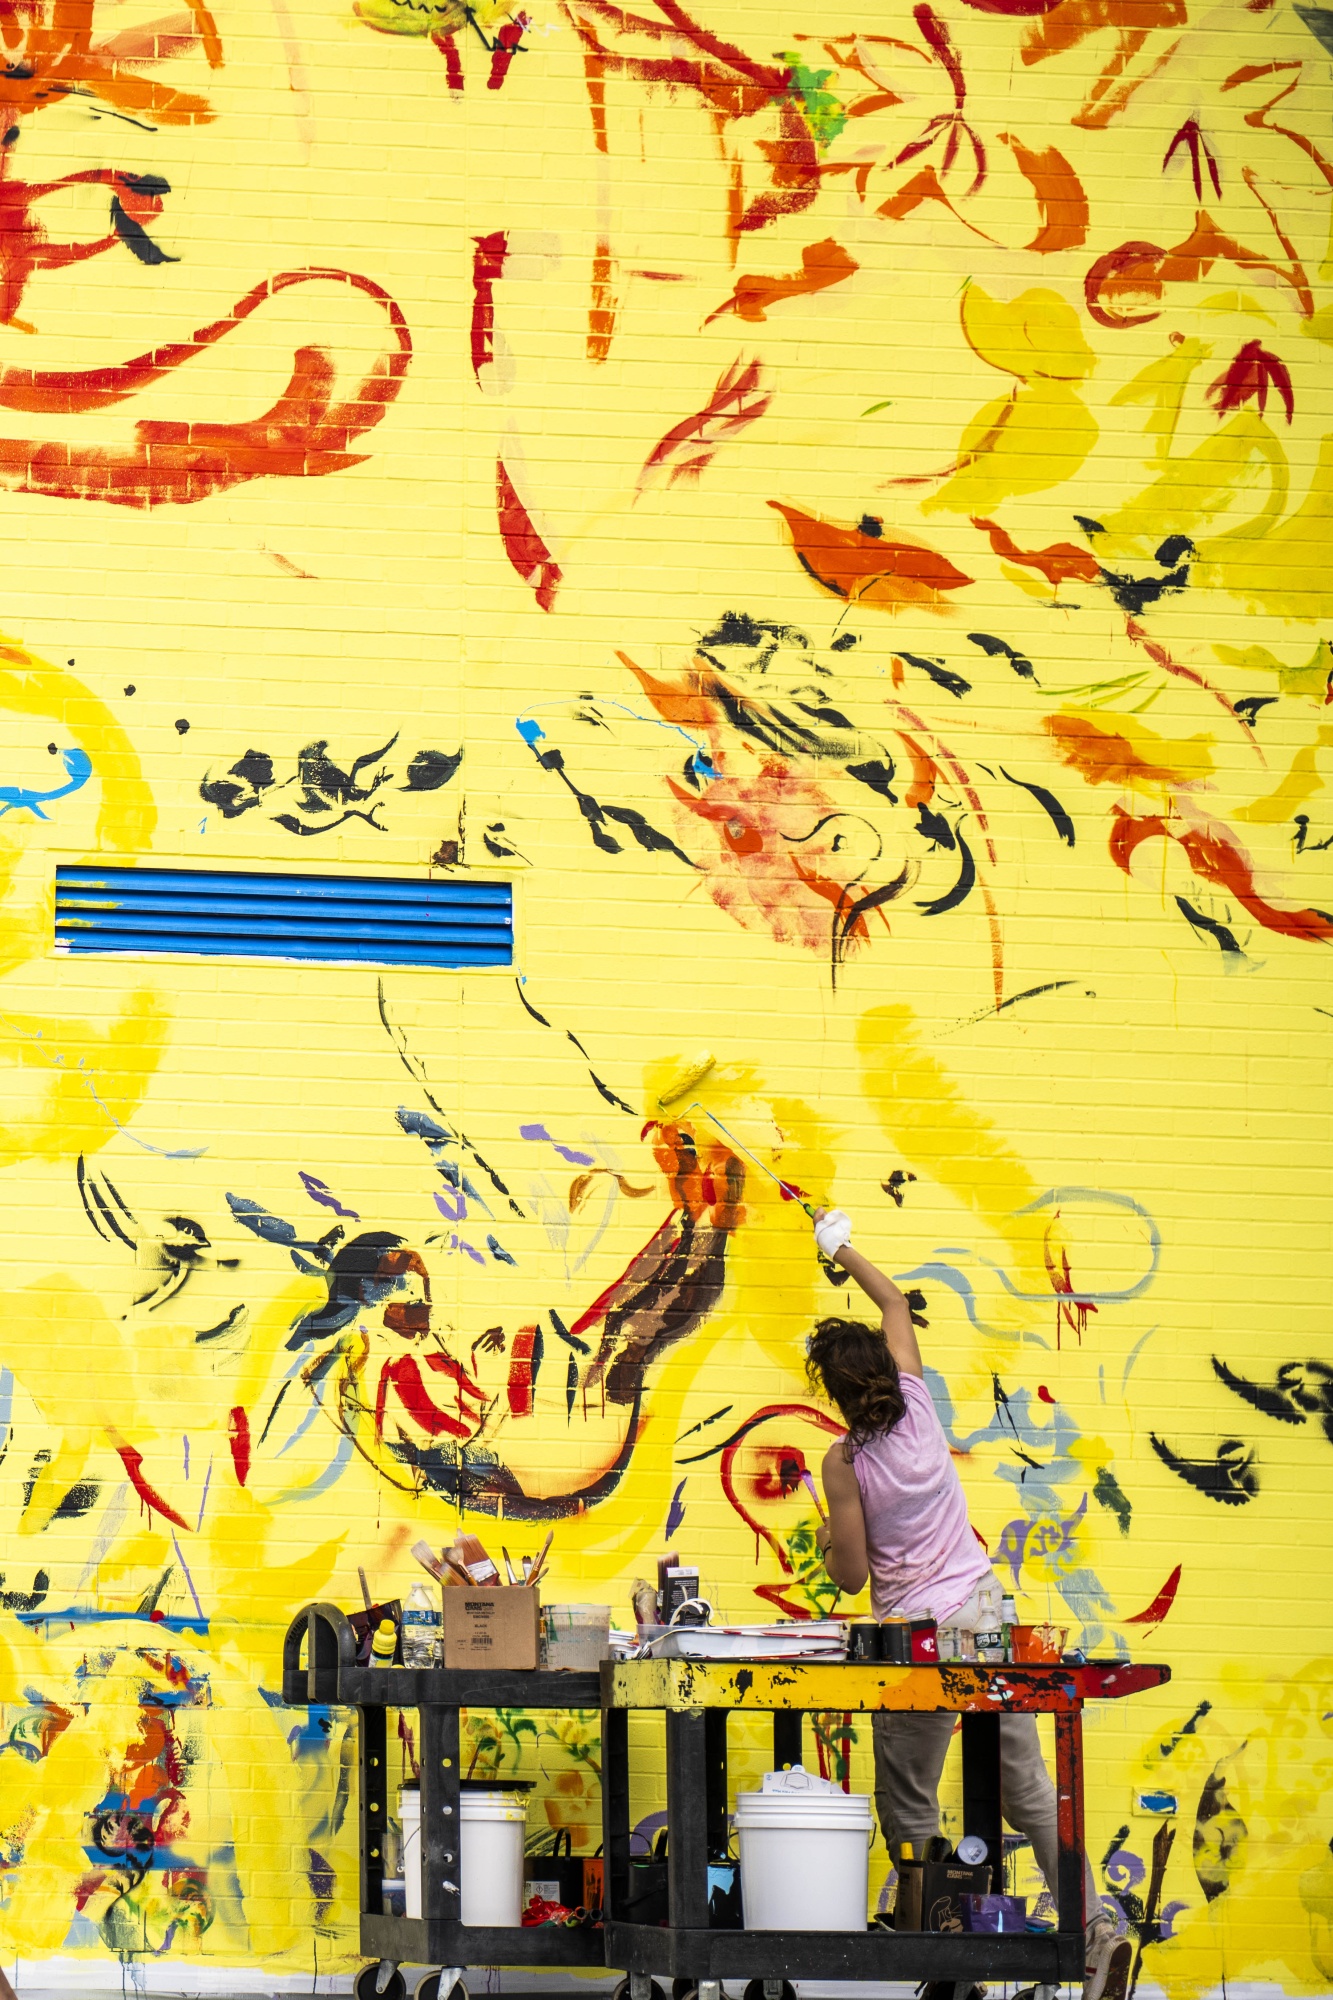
[403,1582,440,1668]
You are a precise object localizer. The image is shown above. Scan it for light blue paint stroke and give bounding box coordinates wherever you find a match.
[275,1392,323,1459]
[896,1262,1052,1346]
[0,746,91,818]
[981,1187,1162,1306]
[515,696,712,767]
[1121,1325,1159,1393]
[487,1234,517,1266]
[268,1426,353,1506]
[0,1369,11,1458]
[74,1482,130,1592]
[170,1536,206,1623]
[0,1015,207,1159]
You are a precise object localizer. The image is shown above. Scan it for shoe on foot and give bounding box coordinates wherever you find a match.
[1083,1920,1132,2000]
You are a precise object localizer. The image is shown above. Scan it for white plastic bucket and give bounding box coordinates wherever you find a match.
[400,1787,421,1919]
[399,1785,527,1925]
[734,1767,873,1932]
[460,1787,527,1925]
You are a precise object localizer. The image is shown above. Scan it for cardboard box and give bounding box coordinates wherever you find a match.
[440,1587,540,1669]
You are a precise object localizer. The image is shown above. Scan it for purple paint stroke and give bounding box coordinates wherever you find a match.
[299,1171,361,1220]
[195,1456,213,1531]
[450,1233,487,1266]
[519,1121,595,1166]
[170,1533,206,1622]
[434,1188,467,1224]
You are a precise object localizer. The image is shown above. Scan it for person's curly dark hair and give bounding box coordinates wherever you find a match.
[806,1316,906,1456]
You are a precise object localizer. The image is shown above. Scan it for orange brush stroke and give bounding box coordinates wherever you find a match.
[972,515,1099,588]
[769,501,973,612]
[705,238,858,324]
[1111,808,1333,945]
[998,132,1089,251]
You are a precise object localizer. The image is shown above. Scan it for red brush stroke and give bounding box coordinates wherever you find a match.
[588,237,617,363]
[0,266,410,506]
[375,1356,474,1441]
[1125,1562,1182,1625]
[114,1443,192,1531]
[562,0,818,234]
[497,456,561,610]
[489,14,528,87]
[639,358,771,491]
[1206,339,1294,424]
[716,1402,844,1565]
[508,1325,539,1416]
[1111,808,1333,944]
[471,230,508,383]
[434,28,464,86]
[227,1406,251,1487]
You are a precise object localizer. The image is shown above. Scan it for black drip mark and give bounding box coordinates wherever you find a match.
[998,766,1075,846]
[195,1304,249,1344]
[123,685,136,696]
[1175,896,1244,957]
[1233,697,1277,728]
[110,193,177,266]
[677,1403,733,1444]
[514,978,637,1117]
[897,651,971,699]
[1149,1433,1259,1504]
[525,740,699,867]
[1156,1699,1212,1760]
[916,828,976,915]
[378,980,526,1216]
[967,632,1037,682]
[174,718,190,734]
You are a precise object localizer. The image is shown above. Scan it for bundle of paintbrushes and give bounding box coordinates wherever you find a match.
[412,1529,553,1589]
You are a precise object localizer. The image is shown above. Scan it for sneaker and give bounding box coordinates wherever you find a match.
[1083,1919,1133,2000]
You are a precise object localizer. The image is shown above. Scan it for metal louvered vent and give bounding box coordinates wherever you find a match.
[54,866,512,968]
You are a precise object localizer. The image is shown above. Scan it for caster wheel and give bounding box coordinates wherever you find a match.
[354,1965,407,2000]
[743,1982,796,2000]
[673,1981,697,2000]
[415,1977,469,2000]
[611,1982,667,2000]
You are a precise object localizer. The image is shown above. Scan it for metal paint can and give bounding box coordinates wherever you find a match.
[847,1622,882,1662]
[909,1618,939,1663]
[879,1617,912,1664]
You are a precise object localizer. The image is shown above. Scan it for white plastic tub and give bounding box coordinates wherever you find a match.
[542,1604,612,1670]
[733,1766,873,1932]
[399,1784,528,1925]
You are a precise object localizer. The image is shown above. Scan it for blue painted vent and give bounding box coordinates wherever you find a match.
[54,866,512,968]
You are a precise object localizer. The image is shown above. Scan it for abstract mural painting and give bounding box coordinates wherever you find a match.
[0,0,1327,1985]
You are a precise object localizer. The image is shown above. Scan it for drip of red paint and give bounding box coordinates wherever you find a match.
[114,1443,192,1531]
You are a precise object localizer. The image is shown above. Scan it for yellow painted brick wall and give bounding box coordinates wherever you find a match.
[0,0,1329,1983]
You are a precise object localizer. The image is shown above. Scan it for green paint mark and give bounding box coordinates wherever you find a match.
[775,51,847,152]
[862,401,896,417]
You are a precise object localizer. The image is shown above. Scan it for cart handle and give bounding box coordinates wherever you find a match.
[282,1601,357,1704]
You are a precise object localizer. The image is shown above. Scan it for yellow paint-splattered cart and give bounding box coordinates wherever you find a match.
[284,1604,607,2000]
[599,1655,1171,1998]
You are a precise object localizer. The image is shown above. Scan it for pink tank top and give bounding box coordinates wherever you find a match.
[851,1374,991,1621]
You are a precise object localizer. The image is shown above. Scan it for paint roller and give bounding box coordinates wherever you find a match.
[655,1052,820,1220]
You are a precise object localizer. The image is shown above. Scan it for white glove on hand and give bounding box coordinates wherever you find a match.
[813,1207,853,1260]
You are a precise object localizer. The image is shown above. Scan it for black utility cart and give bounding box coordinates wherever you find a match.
[282,1603,606,2000]
[599,1654,1171,2000]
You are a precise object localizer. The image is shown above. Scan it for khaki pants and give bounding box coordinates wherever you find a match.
[872,1709,1101,1931]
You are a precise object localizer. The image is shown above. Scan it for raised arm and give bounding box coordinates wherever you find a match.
[813,1208,924,1379]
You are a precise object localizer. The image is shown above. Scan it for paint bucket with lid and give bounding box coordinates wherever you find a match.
[400,1781,530,1924]
[733,1765,873,1931]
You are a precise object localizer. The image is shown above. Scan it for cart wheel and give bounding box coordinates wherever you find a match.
[610,1981,667,2000]
[672,1980,697,2000]
[743,1981,796,2000]
[414,1976,469,2000]
[354,1965,407,2000]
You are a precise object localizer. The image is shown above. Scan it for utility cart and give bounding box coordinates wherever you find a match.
[599,1654,1171,2000]
[283,1603,607,2000]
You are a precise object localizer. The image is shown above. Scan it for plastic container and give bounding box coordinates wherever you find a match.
[541,1604,612,1670]
[733,1765,873,1931]
[400,1783,528,1924]
[403,1581,441,1667]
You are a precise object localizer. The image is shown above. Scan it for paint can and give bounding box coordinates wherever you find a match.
[909,1618,939,1663]
[846,1622,882,1662]
[879,1617,911,1664]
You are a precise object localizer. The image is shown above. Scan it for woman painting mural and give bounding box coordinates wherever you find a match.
[806,1207,1129,2000]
